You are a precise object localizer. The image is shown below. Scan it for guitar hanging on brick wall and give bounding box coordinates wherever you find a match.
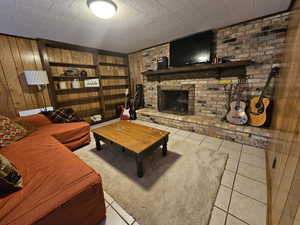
[247,65,280,127]
[226,78,248,125]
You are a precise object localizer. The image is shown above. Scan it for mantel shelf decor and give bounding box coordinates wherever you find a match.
[143,60,254,80]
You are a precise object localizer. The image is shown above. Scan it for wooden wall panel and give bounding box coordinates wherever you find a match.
[128,52,143,95]
[267,2,300,225]
[0,35,51,117]
[0,64,16,116]
[47,47,94,66]
[99,65,128,76]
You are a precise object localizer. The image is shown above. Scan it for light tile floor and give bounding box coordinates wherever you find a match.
[91,119,267,225]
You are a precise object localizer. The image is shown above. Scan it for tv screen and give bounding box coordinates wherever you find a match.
[170,31,213,67]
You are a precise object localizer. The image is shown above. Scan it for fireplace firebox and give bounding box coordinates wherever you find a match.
[158,85,195,115]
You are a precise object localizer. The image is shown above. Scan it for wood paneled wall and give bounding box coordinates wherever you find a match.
[128,52,143,95]
[267,1,300,225]
[0,35,50,117]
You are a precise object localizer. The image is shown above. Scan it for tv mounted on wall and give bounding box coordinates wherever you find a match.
[170,30,213,67]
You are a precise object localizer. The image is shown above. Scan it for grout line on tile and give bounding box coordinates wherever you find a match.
[232,190,267,205]
[227,212,251,225]
[236,173,267,185]
[239,160,266,169]
[110,202,133,225]
[214,205,228,214]
[223,143,243,224]
[239,154,266,169]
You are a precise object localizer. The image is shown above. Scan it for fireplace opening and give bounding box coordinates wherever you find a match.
[159,90,189,114]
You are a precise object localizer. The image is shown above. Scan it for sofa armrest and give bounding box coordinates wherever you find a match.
[14,113,52,128]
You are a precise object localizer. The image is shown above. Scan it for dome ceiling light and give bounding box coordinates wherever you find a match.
[87,0,117,19]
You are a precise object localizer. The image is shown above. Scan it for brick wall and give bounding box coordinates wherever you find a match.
[141,12,289,120]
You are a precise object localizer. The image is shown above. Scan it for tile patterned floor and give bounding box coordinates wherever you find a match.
[92,119,267,225]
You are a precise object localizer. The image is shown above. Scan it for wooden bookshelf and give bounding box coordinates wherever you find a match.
[49,62,97,69]
[52,76,99,81]
[38,39,130,123]
[99,62,128,67]
[55,87,100,94]
[98,54,130,119]
[57,96,100,107]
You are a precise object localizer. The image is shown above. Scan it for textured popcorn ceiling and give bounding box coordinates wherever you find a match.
[0,0,291,53]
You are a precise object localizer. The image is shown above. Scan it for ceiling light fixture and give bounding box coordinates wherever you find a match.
[87,0,117,19]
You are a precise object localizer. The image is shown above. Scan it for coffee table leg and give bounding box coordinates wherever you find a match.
[93,133,102,151]
[136,154,144,177]
[162,137,168,156]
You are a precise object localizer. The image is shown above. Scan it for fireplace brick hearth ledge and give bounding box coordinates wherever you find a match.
[136,108,270,148]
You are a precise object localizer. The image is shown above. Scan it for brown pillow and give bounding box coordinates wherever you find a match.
[0,154,23,194]
[0,116,27,148]
[14,120,37,135]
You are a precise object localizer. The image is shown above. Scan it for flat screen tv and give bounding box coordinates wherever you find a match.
[170,31,213,67]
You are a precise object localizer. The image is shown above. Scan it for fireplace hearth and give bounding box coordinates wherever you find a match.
[158,85,195,115]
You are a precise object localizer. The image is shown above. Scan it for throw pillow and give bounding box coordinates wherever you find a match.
[14,120,37,135]
[0,154,23,193]
[0,116,27,148]
[42,108,80,123]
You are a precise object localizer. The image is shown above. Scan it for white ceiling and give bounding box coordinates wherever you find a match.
[0,0,291,53]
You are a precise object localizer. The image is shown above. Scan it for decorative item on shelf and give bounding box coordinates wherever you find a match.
[58,81,67,90]
[80,70,87,78]
[64,68,80,76]
[24,70,49,110]
[157,56,169,70]
[72,79,81,89]
[212,56,219,64]
[84,78,100,87]
[91,114,102,123]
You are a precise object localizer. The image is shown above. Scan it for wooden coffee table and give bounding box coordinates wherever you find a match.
[92,121,169,177]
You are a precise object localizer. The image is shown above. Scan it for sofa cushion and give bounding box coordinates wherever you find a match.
[0,116,27,147]
[0,154,23,193]
[13,114,52,128]
[33,122,90,145]
[14,120,37,135]
[0,135,103,225]
[42,108,79,123]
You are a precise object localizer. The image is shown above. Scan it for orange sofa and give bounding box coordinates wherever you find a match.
[0,114,106,225]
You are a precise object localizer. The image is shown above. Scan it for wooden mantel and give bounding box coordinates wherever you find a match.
[143,60,253,80]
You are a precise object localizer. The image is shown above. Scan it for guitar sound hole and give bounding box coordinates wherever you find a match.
[235,106,240,110]
[258,108,264,114]
[255,103,262,108]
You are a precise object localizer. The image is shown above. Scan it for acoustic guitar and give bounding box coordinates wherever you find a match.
[248,65,280,127]
[226,79,248,125]
[120,89,130,120]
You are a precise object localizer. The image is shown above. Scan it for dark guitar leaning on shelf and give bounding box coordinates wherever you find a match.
[129,92,138,120]
[247,65,280,127]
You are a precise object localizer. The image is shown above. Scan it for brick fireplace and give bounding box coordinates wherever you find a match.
[158,85,195,115]
[133,12,289,148]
